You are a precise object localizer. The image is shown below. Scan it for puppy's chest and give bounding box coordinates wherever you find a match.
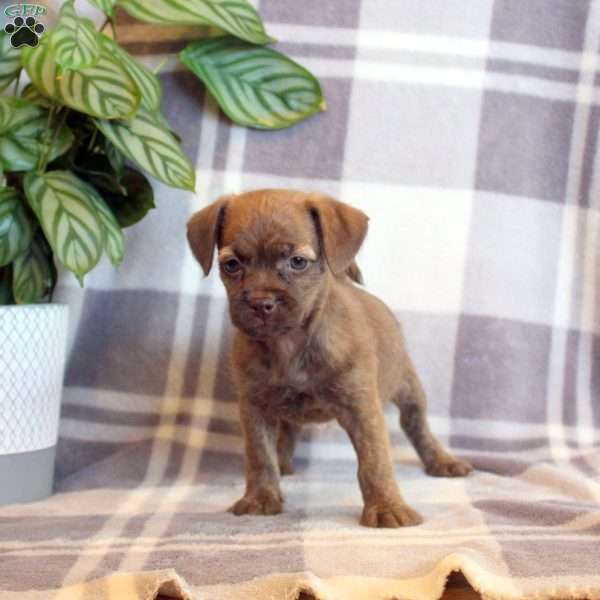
[250,348,336,423]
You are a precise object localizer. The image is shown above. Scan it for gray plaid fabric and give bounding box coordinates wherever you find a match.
[2,1,600,599]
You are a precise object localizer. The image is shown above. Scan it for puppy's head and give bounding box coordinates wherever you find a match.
[187,189,368,340]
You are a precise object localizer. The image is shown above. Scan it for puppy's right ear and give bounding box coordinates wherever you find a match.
[187,196,230,276]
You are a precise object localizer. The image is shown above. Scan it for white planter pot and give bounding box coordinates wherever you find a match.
[0,304,68,505]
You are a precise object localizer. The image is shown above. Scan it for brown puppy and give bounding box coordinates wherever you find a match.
[187,189,472,528]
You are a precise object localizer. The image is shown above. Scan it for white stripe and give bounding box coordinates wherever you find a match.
[61,387,237,419]
[579,206,600,333]
[59,420,600,464]
[223,124,247,192]
[118,93,232,573]
[59,407,600,444]
[130,23,600,74]
[577,209,599,452]
[6,532,600,558]
[57,90,223,588]
[269,24,600,72]
[142,53,600,105]
[5,510,600,552]
[545,1,599,463]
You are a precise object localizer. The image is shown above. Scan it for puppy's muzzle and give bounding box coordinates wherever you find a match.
[249,294,277,317]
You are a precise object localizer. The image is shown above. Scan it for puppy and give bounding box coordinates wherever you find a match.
[187,189,471,528]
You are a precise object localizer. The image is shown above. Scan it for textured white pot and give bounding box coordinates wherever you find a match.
[0,304,68,505]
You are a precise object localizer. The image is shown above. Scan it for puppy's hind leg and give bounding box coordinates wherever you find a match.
[277,421,301,476]
[393,365,472,477]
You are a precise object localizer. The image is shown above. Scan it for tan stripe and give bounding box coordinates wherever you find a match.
[7,532,600,558]
[118,100,248,574]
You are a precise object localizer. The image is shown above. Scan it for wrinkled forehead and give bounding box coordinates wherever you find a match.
[220,193,318,259]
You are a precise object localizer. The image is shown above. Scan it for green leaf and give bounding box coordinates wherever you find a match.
[49,1,101,71]
[0,187,33,267]
[12,233,54,303]
[87,0,116,17]
[22,39,141,120]
[180,36,325,129]
[119,0,272,45]
[84,181,124,266]
[105,137,125,178]
[0,265,13,304]
[0,97,13,132]
[20,83,54,108]
[100,34,161,112]
[74,153,126,194]
[95,107,196,190]
[0,32,21,93]
[0,99,74,171]
[102,167,155,228]
[24,170,105,281]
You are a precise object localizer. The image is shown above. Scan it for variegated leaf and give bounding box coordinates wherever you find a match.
[87,0,117,17]
[83,179,124,266]
[119,0,272,45]
[105,137,125,177]
[12,233,54,303]
[100,34,161,112]
[0,97,13,132]
[75,153,126,194]
[0,32,21,93]
[22,39,141,119]
[0,98,74,171]
[49,1,101,71]
[24,170,105,281]
[180,36,325,129]
[0,187,33,267]
[102,167,154,228]
[95,107,196,190]
[20,83,54,108]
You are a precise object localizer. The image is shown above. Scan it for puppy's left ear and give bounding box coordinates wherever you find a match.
[187,195,231,276]
[307,194,369,276]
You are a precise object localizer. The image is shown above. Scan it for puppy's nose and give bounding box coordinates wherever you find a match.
[250,296,277,316]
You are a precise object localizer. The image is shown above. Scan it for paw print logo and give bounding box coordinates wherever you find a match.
[4,16,45,48]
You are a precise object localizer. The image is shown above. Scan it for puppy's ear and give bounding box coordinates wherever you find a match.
[307,194,369,276]
[187,196,230,276]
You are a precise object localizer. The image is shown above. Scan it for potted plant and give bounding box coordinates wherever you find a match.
[0,0,323,504]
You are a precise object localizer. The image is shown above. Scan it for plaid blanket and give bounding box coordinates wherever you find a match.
[2,1,600,599]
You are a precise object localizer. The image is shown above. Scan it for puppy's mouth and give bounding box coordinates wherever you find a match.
[238,318,295,340]
[230,310,297,340]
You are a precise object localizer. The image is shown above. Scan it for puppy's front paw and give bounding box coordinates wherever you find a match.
[228,487,283,516]
[360,499,423,528]
[426,455,472,477]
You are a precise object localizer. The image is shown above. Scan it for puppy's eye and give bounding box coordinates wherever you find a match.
[289,256,309,271]
[222,258,242,274]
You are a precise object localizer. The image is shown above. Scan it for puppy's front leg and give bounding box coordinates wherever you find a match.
[337,397,423,528]
[229,398,283,516]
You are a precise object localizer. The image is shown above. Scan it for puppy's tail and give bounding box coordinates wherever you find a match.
[346,260,364,285]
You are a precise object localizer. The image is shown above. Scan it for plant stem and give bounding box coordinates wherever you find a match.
[13,68,22,96]
[99,16,117,40]
[153,56,175,75]
[37,108,70,174]
[87,128,98,152]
